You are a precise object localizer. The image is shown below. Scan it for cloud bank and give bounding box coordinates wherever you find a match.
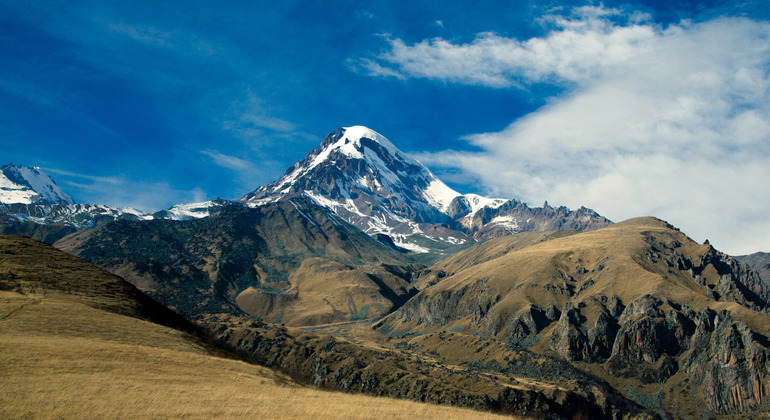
[367,7,770,254]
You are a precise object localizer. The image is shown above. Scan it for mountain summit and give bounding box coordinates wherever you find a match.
[238,126,611,256]
[0,163,74,205]
[238,126,461,226]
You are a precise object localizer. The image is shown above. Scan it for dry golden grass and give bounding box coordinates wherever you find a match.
[0,290,513,419]
[236,257,412,327]
[395,217,770,336]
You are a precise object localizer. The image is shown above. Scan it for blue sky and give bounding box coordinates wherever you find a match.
[2,1,769,254]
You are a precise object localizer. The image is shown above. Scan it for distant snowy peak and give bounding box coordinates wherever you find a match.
[0,164,74,205]
[238,126,461,220]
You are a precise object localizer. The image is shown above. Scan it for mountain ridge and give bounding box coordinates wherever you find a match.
[376,217,770,416]
[1,126,613,263]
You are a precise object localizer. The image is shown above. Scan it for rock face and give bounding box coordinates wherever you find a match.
[237,126,611,259]
[737,251,770,284]
[199,312,654,420]
[378,217,770,417]
[56,198,421,326]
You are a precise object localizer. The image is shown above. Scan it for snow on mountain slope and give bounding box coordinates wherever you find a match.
[154,199,229,221]
[237,126,612,258]
[237,126,469,249]
[240,126,461,216]
[0,164,74,205]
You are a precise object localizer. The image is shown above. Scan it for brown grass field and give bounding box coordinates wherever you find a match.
[0,290,515,419]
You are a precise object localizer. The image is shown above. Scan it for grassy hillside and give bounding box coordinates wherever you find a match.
[0,235,510,419]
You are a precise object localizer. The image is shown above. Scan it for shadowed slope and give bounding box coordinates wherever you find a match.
[56,199,421,326]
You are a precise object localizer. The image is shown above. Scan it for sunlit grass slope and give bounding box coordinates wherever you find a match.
[0,235,510,419]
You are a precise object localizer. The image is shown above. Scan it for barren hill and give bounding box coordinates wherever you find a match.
[378,217,770,417]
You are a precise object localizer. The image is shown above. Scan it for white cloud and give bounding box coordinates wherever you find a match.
[384,9,770,255]
[366,6,658,87]
[200,150,255,172]
[221,91,296,139]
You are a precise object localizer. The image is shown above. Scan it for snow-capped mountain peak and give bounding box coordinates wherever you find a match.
[235,126,472,253]
[235,126,611,256]
[0,164,74,205]
[239,126,461,220]
[318,125,401,162]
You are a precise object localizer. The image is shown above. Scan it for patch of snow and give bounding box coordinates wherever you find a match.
[392,235,430,253]
[441,236,467,245]
[17,166,73,204]
[163,200,224,220]
[343,126,401,157]
[304,190,341,211]
[423,179,460,213]
[0,174,36,204]
[290,200,322,231]
[408,222,422,234]
[490,215,519,230]
[463,194,507,213]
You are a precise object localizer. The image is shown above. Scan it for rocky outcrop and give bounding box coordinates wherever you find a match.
[378,218,770,416]
[461,201,612,241]
[202,313,654,420]
[388,278,495,329]
[683,309,770,414]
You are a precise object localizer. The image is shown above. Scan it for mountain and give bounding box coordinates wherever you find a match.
[56,198,422,326]
[3,127,610,262]
[377,217,770,417]
[0,164,229,243]
[737,252,770,283]
[2,236,651,419]
[237,126,469,254]
[237,126,611,259]
[0,163,74,205]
